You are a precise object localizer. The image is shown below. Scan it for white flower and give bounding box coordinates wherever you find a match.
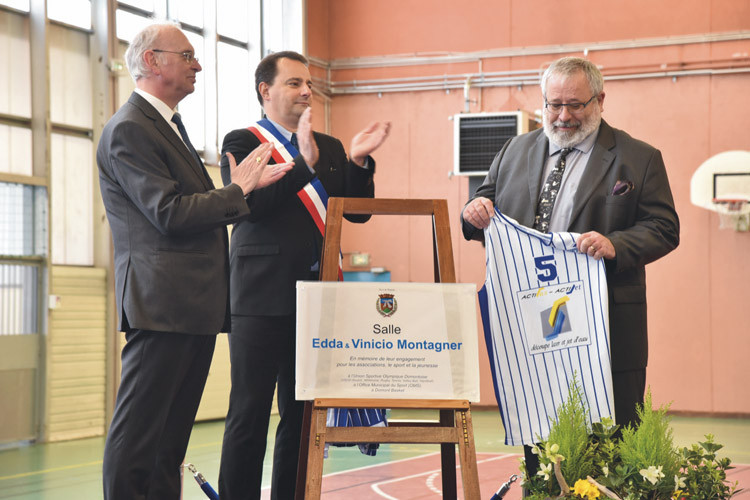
[602,465,609,477]
[639,465,665,485]
[675,475,686,490]
[537,462,553,481]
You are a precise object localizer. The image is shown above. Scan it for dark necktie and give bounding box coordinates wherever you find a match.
[290,132,298,151]
[533,148,572,233]
[172,113,200,161]
[171,112,211,183]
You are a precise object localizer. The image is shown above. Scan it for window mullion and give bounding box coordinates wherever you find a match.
[202,0,217,166]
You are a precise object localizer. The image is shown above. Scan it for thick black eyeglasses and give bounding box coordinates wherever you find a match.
[152,49,198,64]
[544,94,598,114]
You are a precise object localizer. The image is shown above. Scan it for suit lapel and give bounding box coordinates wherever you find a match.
[568,120,616,228]
[129,93,214,190]
[526,132,549,219]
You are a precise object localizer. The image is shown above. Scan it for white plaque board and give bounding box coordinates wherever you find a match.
[296,281,480,401]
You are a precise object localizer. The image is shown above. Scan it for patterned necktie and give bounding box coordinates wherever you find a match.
[533,148,572,233]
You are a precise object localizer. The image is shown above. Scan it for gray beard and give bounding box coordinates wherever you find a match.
[543,110,601,148]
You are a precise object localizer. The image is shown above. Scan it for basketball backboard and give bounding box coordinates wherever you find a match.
[690,151,750,231]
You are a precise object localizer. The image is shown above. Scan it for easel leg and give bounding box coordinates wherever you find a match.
[304,406,327,499]
[440,409,457,499]
[295,401,313,500]
[457,408,481,499]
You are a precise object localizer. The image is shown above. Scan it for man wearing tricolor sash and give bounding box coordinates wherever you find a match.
[217,51,390,500]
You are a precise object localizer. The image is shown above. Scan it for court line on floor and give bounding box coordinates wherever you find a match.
[324,451,441,477]
[0,460,103,481]
[0,437,223,483]
[260,452,444,493]
[370,453,517,499]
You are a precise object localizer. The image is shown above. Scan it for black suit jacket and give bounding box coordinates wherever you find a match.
[220,127,375,316]
[97,92,250,335]
[462,120,679,371]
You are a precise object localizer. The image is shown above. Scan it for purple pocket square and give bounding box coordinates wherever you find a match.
[612,180,634,196]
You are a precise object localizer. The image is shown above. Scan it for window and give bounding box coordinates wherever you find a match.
[47,0,92,30]
[217,41,256,141]
[0,182,47,257]
[176,0,202,29]
[179,30,205,152]
[0,125,32,176]
[116,8,155,42]
[0,0,29,12]
[119,0,154,10]
[217,0,250,43]
[48,24,94,266]
[50,134,93,265]
[0,261,40,335]
[0,182,46,336]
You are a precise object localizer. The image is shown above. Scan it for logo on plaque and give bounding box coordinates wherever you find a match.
[376,293,397,317]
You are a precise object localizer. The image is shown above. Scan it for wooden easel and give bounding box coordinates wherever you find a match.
[295,198,480,499]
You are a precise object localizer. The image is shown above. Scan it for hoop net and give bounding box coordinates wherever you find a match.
[712,198,750,230]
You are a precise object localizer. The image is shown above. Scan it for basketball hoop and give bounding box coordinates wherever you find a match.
[691,150,750,231]
[712,198,750,231]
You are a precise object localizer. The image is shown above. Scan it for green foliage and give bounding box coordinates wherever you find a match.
[523,382,739,500]
[546,378,597,486]
[617,390,681,498]
[680,434,741,499]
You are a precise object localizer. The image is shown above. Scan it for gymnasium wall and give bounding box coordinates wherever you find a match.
[305,0,750,414]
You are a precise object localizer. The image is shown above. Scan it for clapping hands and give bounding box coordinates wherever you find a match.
[227,143,293,196]
[350,121,391,167]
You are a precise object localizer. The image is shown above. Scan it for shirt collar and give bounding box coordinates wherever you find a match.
[548,125,600,156]
[265,117,293,142]
[134,88,177,123]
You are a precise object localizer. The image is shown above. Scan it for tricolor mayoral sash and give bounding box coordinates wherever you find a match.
[247,119,343,280]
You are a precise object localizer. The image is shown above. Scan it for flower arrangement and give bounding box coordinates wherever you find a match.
[521,379,741,500]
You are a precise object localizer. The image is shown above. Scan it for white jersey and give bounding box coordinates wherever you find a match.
[478,210,614,446]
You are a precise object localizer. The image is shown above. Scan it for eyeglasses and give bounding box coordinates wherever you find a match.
[152,49,199,64]
[544,94,598,114]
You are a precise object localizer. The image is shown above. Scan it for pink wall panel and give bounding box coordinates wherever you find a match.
[710,0,750,31]
[510,0,713,47]
[324,0,513,58]
[321,0,750,58]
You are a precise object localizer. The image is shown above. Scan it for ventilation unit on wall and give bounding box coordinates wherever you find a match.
[453,111,538,177]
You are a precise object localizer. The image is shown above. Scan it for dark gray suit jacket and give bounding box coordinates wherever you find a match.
[97,92,250,335]
[220,127,375,317]
[462,119,679,371]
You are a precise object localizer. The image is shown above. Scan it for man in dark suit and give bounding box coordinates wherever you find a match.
[217,51,390,499]
[461,57,679,477]
[97,23,291,500]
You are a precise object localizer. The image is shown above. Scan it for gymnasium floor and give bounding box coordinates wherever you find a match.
[1,409,748,499]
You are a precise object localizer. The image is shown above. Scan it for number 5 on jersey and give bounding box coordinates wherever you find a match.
[534,255,557,282]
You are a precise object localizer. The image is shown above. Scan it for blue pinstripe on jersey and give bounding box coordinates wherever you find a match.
[478,210,614,446]
[325,408,387,457]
